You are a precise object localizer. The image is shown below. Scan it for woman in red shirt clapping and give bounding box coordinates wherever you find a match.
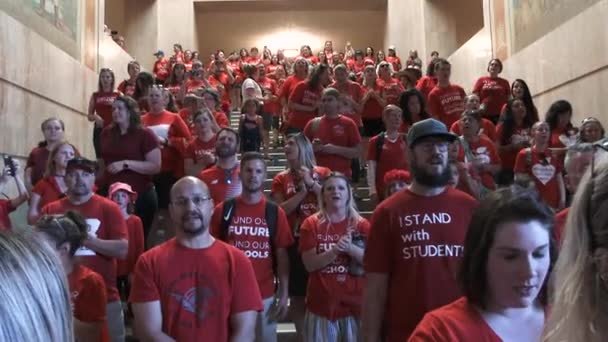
[299,173,370,341]
[410,186,555,342]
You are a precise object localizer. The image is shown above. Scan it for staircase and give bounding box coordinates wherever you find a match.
[228,113,376,220]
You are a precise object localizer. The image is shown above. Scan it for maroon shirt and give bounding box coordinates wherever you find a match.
[100,126,159,194]
[26,146,50,187]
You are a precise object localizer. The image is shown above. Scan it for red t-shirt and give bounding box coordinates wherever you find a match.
[185,79,206,94]
[331,80,364,125]
[367,134,409,196]
[377,78,404,105]
[100,126,159,194]
[142,110,192,177]
[364,187,478,340]
[0,200,14,230]
[68,265,109,342]
[117,79,135,97]
[427,84,466,128]
[450,119,497,142]
[457,136,500,190]
[117,215,144,277]
[186,135,216,165]
[210,197,294,298]
[416,76,438,100]
[496,123,532,170]
[153,59,170,81]
[514,147,562,209]
[214,111,230,129]
[92,91,121,127]
[303,115,362,177]
[198,165,242,205]
[208,73,232,104]
[386,56,402,72]
[42,195,128,302]
[409,297,501,342]
[129,239,263,342]
[271,166,331,236]
[32,176,66,210]
[288,81,323,129]
[279,75,306,103]
[549,127,578,149]
[554,208,569,245]
[299,214,370,320]
[26,146,50,187]
[258,76,280,115]
[472,76,510,118]
[361,84,385,120]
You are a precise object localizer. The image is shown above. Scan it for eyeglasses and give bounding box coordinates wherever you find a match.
[417,141,450,152]
[172,196,211,207]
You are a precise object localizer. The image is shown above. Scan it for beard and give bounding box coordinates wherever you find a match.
[409,156,451,188]
[216,144,237,158]
[69,183,91,197]
[180,211,207,236]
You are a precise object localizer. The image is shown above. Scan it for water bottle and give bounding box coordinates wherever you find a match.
[348,233,366,277]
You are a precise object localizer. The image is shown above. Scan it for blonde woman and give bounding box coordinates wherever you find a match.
[271,133,331,339]
[544,150,608,342]
[299,172,370,341]
[0,230,73,341]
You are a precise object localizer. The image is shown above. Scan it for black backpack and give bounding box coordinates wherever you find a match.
[219,198,279,270]
[373,132,406,183]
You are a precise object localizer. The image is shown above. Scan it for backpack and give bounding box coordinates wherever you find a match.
[219,198,279,271]
[373,132,406,184]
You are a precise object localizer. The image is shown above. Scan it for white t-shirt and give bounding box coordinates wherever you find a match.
[241,78,264,105]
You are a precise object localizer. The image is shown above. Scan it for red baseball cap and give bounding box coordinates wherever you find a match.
[108,182,137,202]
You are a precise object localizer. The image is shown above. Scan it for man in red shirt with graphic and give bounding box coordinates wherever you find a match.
[152,50,170,85]
[130,176,262,341]
[427,58,466,128]
[304,88,361,177]
[198,128,242,204]
[42,157,129,342]
[211,152,293,342]
[362,119,478,341]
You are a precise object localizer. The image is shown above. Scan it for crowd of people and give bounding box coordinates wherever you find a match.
[0,38,607,342]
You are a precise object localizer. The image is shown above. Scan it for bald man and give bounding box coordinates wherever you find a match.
[130,176,263,341]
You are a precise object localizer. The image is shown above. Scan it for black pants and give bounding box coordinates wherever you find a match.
[351,158,361,183]
[93,126,103,158]
[134,186,158,244]
[153,172,177,209]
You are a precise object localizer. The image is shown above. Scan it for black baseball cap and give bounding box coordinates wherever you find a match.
[66,157,98,173]
[407,118,457,147]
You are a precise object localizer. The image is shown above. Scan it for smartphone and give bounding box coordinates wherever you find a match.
[3,155,15,177]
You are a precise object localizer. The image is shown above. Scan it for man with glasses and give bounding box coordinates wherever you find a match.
[211,152,293,342]
[42,157,128,342]
[198,128,242,204]
[130,176,262,341]
[362,119,478,341]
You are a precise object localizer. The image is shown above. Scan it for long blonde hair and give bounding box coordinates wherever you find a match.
[317,173,362,227]
[544,152,608,341]
[0,230,73,341]
[286,133,317,170]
